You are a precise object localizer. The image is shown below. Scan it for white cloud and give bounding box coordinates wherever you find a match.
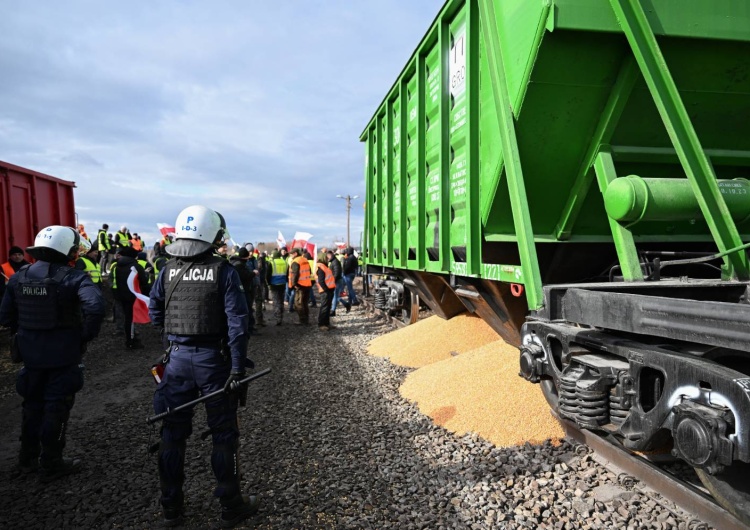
[0,0,443,245]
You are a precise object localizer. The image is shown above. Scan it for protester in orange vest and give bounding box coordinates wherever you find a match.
[130,233,143,252]
[1,246,30,284]
[77,224,89,243]
[315,254,336,331]
[287,248,311,325]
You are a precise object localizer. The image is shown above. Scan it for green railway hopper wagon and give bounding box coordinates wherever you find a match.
[361,0,750,522]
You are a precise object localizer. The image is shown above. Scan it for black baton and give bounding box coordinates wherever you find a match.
[147,368,271,424]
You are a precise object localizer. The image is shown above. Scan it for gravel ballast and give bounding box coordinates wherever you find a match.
[0,300,709,529]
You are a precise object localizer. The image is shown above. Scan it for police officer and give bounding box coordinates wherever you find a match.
[148,205,258,528]
[0,226,105,481]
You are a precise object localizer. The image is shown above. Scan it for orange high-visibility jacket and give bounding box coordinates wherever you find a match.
[317,263,336,292]
[289,256,311,288]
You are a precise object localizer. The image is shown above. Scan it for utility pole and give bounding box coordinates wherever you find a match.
[336,194,359,247]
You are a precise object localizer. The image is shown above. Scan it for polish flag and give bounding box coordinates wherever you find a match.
[127,266,151,324]
[293,231,313,242]
[276,230,287,249]
[157,223,175,237]
[288,231,315,255]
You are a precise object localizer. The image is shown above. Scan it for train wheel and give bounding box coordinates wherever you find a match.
[540,377,560,412]
[696,463,750,525]
[401,287,419,325]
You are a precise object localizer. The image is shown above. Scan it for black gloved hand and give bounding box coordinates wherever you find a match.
[224,371,248,406]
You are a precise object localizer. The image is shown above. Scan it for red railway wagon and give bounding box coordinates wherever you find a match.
[0,160,76,260]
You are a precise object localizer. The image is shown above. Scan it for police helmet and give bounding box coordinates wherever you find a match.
[26,225,82,263]
[168,205,229,258]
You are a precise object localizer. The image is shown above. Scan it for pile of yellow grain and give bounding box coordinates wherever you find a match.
[368,313,564,447]
[400,339,564,447]
[367,314,499,368]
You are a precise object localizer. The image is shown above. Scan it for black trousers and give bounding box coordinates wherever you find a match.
[117,298,134,345]
[318,289,333,327]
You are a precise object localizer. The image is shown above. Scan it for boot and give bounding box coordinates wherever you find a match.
[158,436,186,526]
[220,494,260,528]
[17,446,39,474]
[39,457,81,483]
[126,337,145,349]
[162,493,185,528]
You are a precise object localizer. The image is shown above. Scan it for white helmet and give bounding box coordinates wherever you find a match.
[120,225,128,232]
[26,225,81,262]
[168,205,229,258]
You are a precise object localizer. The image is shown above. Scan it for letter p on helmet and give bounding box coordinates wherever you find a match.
[187,216,194,223]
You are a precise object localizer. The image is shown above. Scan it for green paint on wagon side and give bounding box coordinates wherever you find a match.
[360,0,750,307]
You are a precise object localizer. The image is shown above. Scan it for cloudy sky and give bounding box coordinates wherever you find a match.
[0,1,442,248]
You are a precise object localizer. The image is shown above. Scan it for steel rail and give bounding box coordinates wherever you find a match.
[556,415,746,530]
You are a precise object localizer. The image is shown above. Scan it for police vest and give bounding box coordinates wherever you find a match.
[162,257,227,336]
[116,232,131,247]
[289,256,311,288]
[270,258,288,286]
[98,229,111,250]
[78,256,101,283]
[317,263,336,292]
[14,263,81,330]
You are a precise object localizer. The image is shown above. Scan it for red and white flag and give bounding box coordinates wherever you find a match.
[287,231,315,255]
[293,231,313,242]
[156,223,175,237]
[127,266,151,324]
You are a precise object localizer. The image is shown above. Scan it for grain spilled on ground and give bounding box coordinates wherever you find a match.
[367,314,499,367]
[400,339,565,447]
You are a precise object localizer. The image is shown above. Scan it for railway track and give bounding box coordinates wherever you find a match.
[557,414,747,530]
[361,298,748,527]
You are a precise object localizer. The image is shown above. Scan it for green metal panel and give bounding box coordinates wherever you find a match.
[386,97,397,267]
[478,30,503,227]
[478,0,544,309]
[609,0,750,279]
[447,10,469,268]
[405,72,421,269]
[423,42,443,271]
[464,0,481,276]
[379,114,391,265]
[374,115,383,265]
[361,0,750,299]
[364,131,373,263]
[552,0,750,42]
[397,81,408,268]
